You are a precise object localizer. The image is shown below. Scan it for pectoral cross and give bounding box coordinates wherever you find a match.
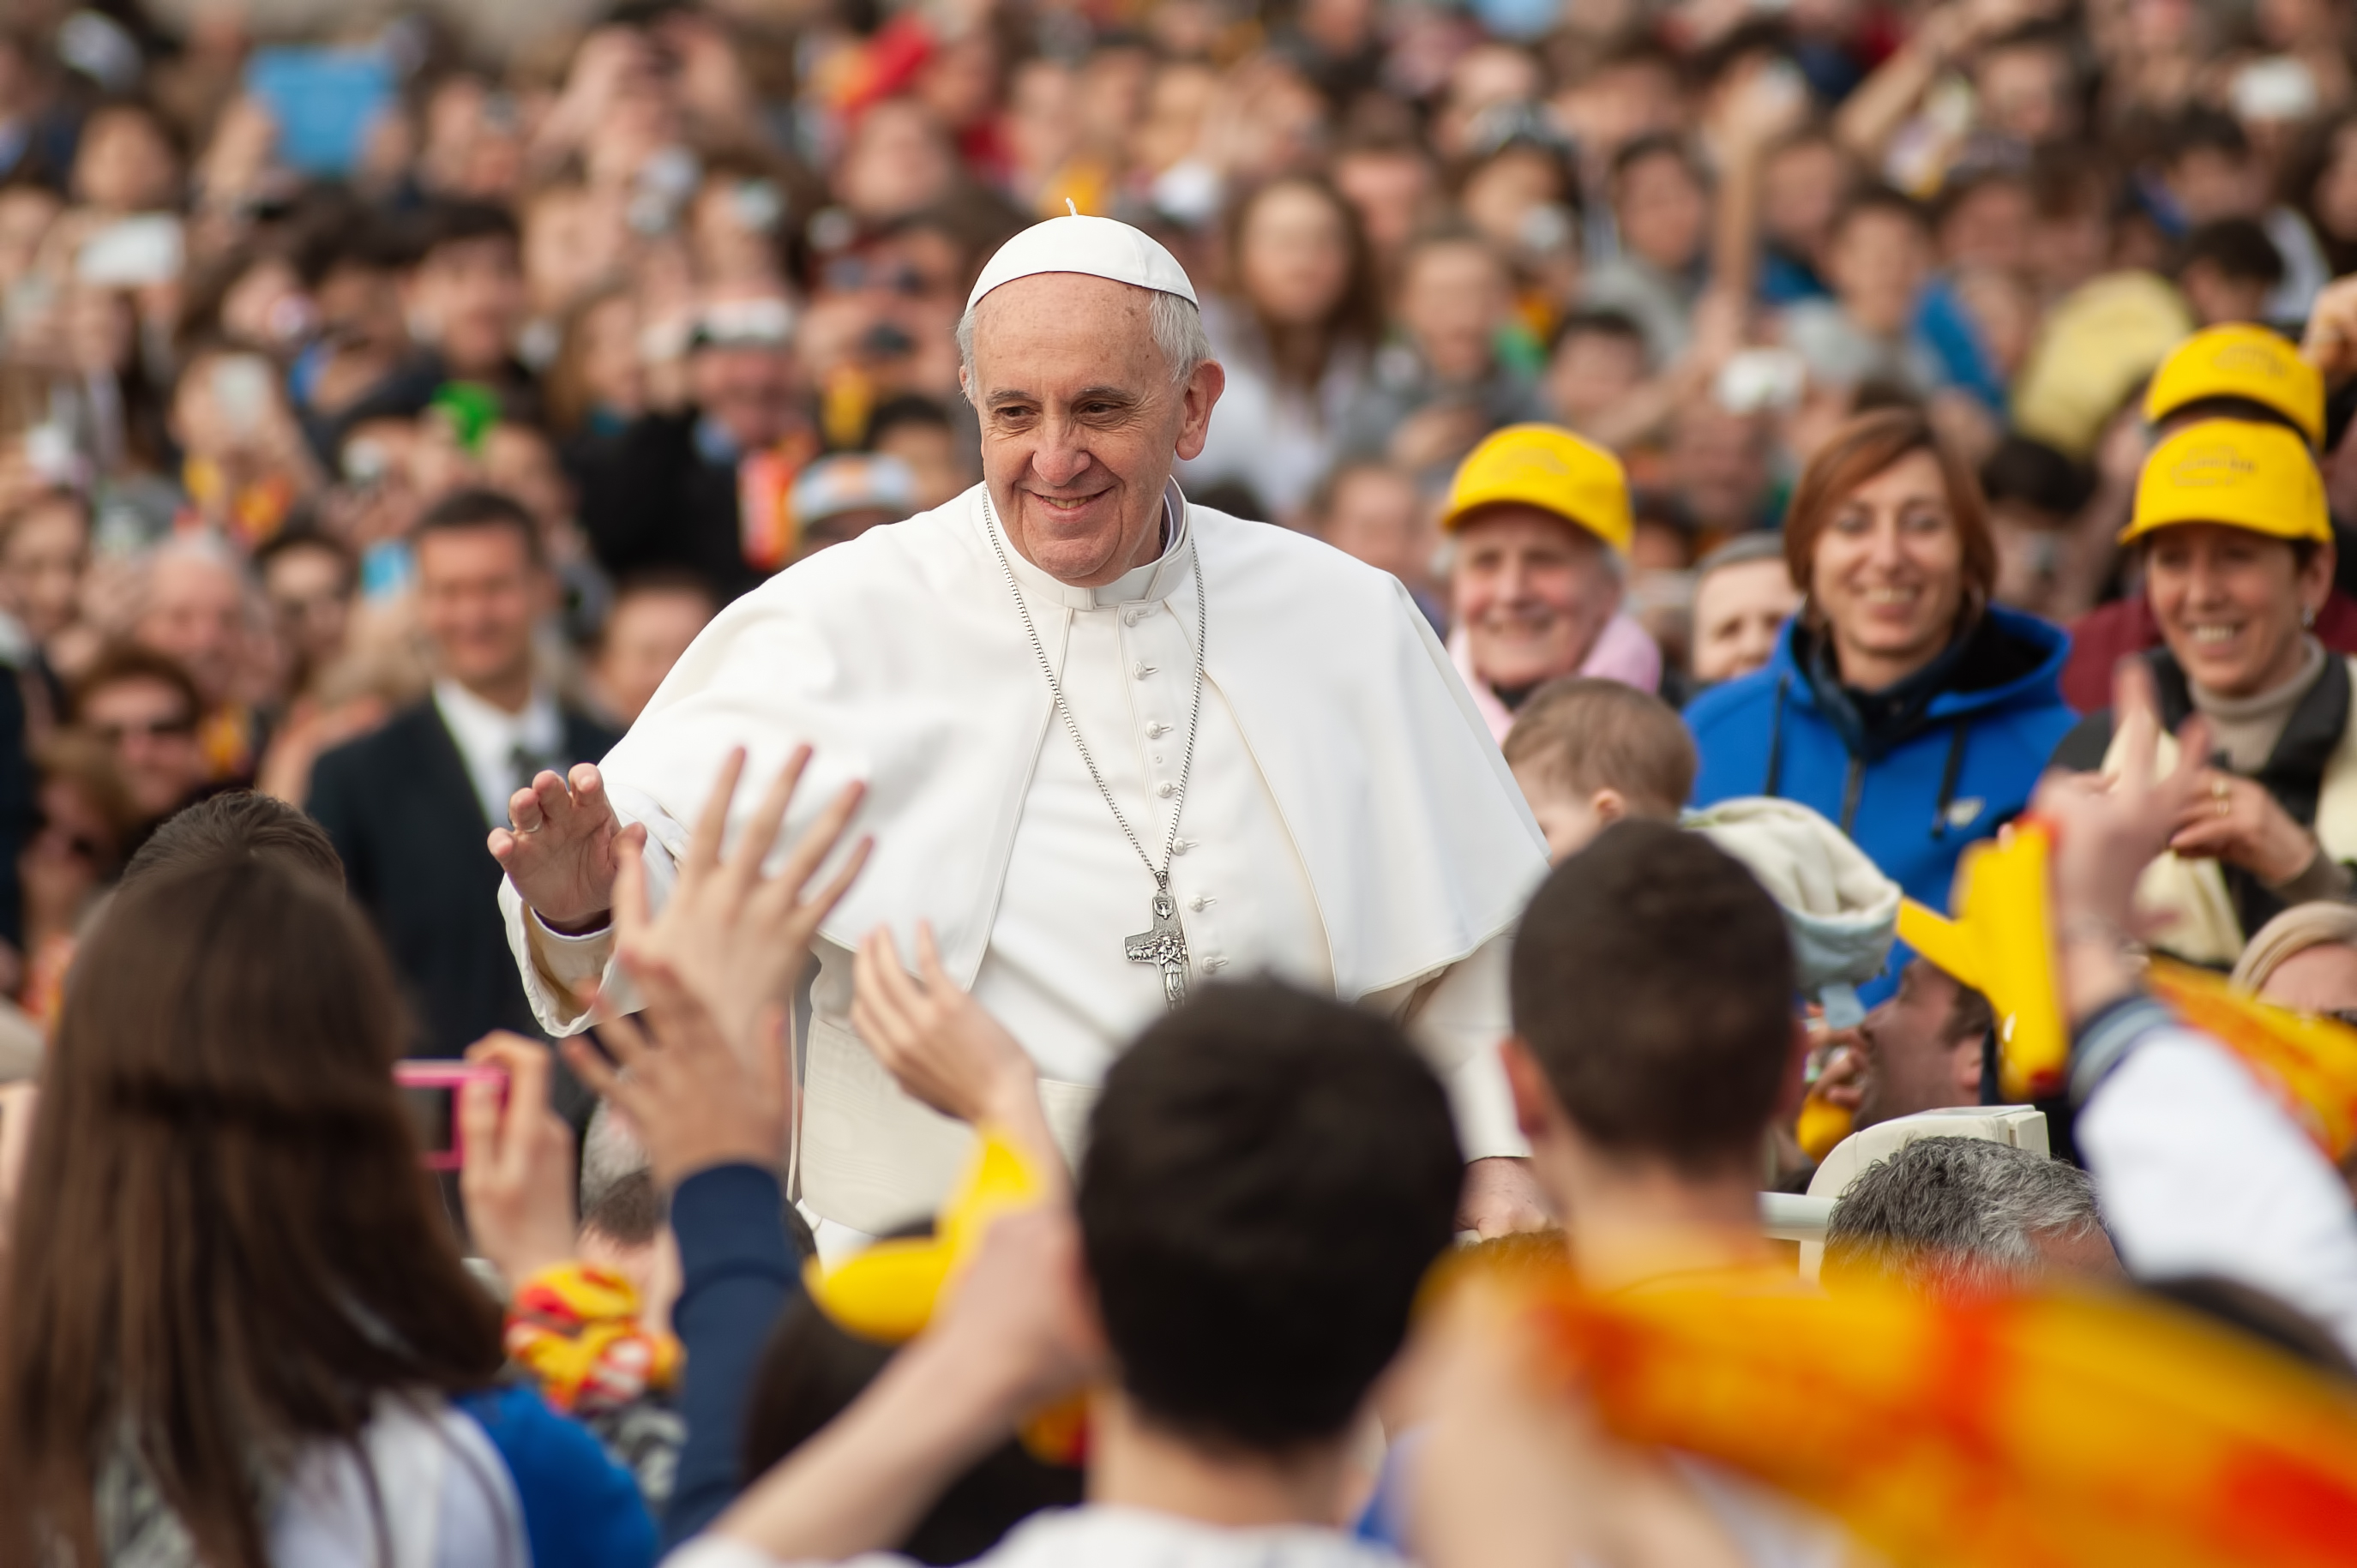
[1126,886,1191,1011]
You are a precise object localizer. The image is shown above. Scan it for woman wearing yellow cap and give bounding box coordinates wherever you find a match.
[1438,424,1661,742]
[2051,418,2350,966]
[1687,407,2078,1004]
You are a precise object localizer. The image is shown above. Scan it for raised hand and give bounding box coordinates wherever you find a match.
[851,922,1033,1126]
[612,745,870,1061]
[2035,659,2213,935]
[562,965,793,1190]
[457,1032,578,1288]
[490,763,632,932]
[851,921,1061,1181]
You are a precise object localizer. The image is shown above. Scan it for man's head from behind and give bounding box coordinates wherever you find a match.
[1823,1137,2119,1295]
[1502,677,1693,862]
[1506,820,1799,1183]
[1078,981,1462,1454]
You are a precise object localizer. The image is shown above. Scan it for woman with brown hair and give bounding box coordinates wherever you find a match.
[1686,406,2077,1002]
[1176,174,1384,521]
[0,856,656,1567]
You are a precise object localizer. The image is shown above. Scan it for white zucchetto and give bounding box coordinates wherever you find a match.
[965,210,1200,311]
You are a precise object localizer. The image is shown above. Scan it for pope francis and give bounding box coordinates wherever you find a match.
[492,214,1552,1246]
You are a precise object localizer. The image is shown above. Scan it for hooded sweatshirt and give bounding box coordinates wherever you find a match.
[1686,605,2078,1003]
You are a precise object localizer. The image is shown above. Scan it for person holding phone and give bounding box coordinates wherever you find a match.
[0,854,656,1566]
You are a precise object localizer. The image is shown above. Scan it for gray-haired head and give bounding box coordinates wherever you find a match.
[1823,1136,2108,1295]
[1695,529,1788,581]
[957,287,1211,400]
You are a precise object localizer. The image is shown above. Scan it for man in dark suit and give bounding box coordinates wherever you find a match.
[310,488,621,1058]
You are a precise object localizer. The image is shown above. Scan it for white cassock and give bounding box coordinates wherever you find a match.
[504,482,1549,1239]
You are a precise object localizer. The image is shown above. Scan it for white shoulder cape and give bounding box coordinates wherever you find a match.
[592,484,1547,1000]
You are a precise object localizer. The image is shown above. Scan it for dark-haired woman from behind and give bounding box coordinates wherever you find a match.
[0,857,656,1568]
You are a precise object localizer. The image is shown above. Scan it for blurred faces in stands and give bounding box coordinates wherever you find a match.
[689,285,803,454]
[1691,538,1801,685]
[403,205,527,381]
[75,653,207,822]
[0,493,88,650]
[135,544,249,709]
[414,510,549,706]
[1314,461,1434,593]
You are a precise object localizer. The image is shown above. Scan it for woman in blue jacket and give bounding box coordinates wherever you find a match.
[1687,408,2077,1000]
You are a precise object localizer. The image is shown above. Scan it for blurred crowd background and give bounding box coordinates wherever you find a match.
[0,0,2342,1037]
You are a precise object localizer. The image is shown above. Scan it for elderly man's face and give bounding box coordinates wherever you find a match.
[1452,507,1618,692]
[138,554,247,707]
[965,274,1224,587]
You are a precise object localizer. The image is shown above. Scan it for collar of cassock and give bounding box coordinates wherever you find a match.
[991,480,1195,611]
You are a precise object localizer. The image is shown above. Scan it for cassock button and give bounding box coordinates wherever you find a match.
[1146,722,1170,738]
[1156,781,1175,797]
[1204,958,1228,973]
[1133,662,1156,679]
[1188,895,1208,911]
[1124,608,1148,625]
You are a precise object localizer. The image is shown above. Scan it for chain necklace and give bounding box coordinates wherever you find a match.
[983,488,1206,1009]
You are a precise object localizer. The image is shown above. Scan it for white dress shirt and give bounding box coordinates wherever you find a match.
[433,677,564,829]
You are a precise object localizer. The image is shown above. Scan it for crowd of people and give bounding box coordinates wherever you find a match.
[6,0,2357,1562]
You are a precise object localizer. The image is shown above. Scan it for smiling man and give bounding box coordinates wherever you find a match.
[492,214,1551,1249]
[1441,424,1663,743]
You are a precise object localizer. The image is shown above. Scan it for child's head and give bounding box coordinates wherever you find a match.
[1502,677,1695,861]
[1506,820,1799,1182]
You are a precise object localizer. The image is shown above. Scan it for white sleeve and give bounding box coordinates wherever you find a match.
[1367,931,1530,1163]
[2077,1021,2357,1360]
[497,799,682,1034]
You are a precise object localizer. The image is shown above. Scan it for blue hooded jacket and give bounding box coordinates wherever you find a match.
[1686,605,2077,1002]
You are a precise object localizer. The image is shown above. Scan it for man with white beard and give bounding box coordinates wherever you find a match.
[491,213,1551,1248]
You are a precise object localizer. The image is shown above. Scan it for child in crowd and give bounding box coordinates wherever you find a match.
[1501,676,1695,861]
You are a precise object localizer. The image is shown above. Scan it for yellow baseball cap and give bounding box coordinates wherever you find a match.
[2143,324,2324,448]
[2120,418,2331,546]
[1440,424,1632,554]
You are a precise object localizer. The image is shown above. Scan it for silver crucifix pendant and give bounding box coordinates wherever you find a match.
[1125,887,1190,1011]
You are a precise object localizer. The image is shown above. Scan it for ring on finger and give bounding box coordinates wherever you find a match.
[508,818,543,835]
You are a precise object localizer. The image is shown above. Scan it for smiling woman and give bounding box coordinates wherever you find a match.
[2050,419,2354,966]
[1687,408,2078,1001]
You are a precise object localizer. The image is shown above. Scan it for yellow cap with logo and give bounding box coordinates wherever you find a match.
[1439,424,1632,554]
[2143,324,2325,448]
[2120,418,2331,546]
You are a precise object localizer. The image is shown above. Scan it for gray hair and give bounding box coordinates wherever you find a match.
[1695,529,1788,582]
[1823,1136,2105,1295]
[956,286,1212,400]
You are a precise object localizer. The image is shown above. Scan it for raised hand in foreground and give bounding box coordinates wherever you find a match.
[2031,658,2214,1022]
[563,962,795,1191]
[851,920,1061,1181]
[614,744,870,1060]
[457,1031,578,1288]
